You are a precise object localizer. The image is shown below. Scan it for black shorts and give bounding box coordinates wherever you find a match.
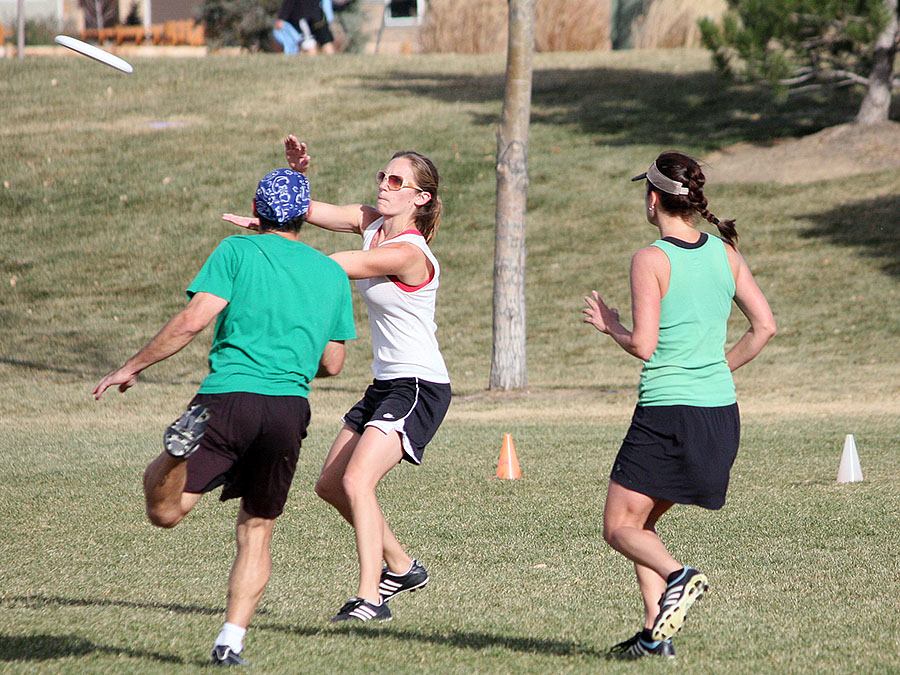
[610,403,740,510]
[308,12,333,45]
[181,392,310,519]
[342,377,451,465]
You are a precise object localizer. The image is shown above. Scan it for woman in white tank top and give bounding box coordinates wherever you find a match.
[225,136,450,623]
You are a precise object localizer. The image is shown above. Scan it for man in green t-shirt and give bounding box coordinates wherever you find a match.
[93,168,356,667]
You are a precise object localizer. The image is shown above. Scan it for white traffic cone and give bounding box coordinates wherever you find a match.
[836,434,863,483]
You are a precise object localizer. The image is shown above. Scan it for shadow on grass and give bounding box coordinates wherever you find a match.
[369,67,866,150]
[3,593,235,617]
[0,356,173,382]
[799,194,900,279]
[0,355,365,394]
[0,633,185,664]
[260,622,606,659]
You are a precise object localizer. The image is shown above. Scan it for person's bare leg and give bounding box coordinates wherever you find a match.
[632,499,675,627]
[142,451,202,527]
[340,427,403,604]
[603,481,681,580]
[225,505,277,628]
[315,426,412,573]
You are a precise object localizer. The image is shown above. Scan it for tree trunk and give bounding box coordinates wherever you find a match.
[16,0,24,60]
[857,0,899,125]
[490,0,535,391]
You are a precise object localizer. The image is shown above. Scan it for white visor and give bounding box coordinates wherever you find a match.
[631,162,690,196]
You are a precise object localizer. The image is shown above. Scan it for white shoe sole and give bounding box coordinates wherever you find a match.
[651,573,708,642]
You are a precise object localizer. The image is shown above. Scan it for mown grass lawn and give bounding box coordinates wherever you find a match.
[1,48,898,672]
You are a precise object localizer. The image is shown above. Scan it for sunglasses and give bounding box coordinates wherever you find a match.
[376,171,423,192]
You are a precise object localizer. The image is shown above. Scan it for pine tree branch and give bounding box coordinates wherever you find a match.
[786,78,859,95]
[828,69,871,86]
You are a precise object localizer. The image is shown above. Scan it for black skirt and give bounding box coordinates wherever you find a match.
[610,403,740,510]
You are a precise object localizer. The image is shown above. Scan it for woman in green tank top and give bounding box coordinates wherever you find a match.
[581,152,776,659]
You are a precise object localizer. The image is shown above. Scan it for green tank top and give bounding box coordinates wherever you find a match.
[638,233,736,407]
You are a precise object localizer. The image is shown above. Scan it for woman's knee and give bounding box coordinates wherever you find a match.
[341,468,373,502]
[315,472,343,504]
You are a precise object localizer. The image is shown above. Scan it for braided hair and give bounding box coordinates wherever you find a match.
[651,151,738,247]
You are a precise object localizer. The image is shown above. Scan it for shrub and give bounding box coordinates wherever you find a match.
[199,0,282,51]
[420,0,610,54]
[24,18,58,45]
[631,0,726,49]
[535,0,611,52]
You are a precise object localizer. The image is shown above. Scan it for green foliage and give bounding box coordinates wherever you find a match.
[701,0,891,92]
[23,18,58,45]
[198,0,283,51]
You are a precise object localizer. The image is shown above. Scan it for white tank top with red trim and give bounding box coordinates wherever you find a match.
[356,217,450,383]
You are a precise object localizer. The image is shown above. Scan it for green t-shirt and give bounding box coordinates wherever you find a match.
[187,234,356,397]
[638,234,736,407]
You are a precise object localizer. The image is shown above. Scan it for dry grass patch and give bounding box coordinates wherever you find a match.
[632,0,727,49]
[420,0,610,54]
[704,121,900,185]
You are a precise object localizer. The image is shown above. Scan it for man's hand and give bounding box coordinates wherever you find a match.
[92,366,139,400]
[92,292,227,402]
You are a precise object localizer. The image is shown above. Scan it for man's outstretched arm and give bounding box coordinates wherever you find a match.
[92,292,228,400]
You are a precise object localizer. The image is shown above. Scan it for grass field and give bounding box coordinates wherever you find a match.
[2,48,899,672]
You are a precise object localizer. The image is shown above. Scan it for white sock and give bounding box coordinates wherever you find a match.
[214,622,246,653]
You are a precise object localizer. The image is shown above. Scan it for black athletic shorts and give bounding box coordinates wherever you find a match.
[308,12,333,46]
[342,377,451,465]
[181,392,310,519]
[610,403,740,510]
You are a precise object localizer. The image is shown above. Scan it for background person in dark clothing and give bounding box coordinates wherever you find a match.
[274,0,335,54]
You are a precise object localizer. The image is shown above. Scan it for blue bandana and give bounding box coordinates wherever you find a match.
[255,169,310,225]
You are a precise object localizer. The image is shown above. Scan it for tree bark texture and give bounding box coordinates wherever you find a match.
[490,0,535,390]
[857,0,899,125]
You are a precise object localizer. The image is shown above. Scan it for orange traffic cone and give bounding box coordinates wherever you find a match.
[496,433,522,479]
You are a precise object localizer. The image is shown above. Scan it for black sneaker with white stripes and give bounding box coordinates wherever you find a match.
[329,597,392,623]
[163,404,210,459]
[211,645,249,666]
[379,559,429,602]
[651,566,708,642]
[607,631,675,660]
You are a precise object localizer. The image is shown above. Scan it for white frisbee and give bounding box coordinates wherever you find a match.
[54,35,134,74]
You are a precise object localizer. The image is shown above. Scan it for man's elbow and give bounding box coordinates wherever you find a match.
[317,342,346,377]
[318,360,344,377]
[181,317,209,336]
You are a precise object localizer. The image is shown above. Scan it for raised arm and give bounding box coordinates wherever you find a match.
[305,200,374,235]
[725,249,776,371]
[221,137,378,235]
[284,134,373,235]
